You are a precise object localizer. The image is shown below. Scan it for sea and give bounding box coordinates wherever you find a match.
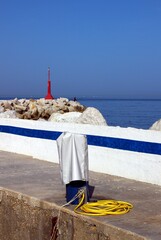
[1,97,161,130]
[78,99,161,130]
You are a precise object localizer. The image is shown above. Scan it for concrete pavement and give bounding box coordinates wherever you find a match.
[0,150,161,239]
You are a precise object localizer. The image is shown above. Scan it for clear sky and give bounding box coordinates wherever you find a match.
[0,0,161,99]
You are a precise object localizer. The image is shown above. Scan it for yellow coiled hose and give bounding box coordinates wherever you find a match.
[74,193,133,216]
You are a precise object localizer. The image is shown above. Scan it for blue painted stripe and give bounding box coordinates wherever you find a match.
[0,125,62,140]
[0,125,161,155]
[87,135,161,155]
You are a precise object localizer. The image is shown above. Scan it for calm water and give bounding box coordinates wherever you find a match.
[1,97,161,129]
[79,99,161,129]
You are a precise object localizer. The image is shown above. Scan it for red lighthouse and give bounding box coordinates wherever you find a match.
[45,67,54,100]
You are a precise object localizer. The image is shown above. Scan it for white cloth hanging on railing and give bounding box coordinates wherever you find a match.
[56,132,89,185]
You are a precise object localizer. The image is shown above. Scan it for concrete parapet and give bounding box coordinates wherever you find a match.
[0,188,145,240]
[1,118,161,185]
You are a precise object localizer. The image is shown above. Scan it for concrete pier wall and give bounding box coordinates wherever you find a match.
[0,118,161,186]
[0,188,144,240]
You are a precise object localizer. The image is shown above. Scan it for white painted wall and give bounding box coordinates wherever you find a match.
[0,118,161,186]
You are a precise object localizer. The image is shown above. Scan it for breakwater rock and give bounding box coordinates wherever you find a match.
[149,119,161,131]
[0,98,85,120]
[0,98,107,126]
[49,107,107,125]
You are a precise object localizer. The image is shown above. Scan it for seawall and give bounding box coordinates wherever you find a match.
[0,118,161,185]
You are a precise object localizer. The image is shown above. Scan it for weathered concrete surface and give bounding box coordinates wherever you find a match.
[0,150,161,240]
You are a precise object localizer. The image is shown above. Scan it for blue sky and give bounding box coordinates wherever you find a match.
[0,0,161,99]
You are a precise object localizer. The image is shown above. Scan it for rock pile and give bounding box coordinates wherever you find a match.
[0,98,85,120]
[48,107,107,126]
[0,98,107,126]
